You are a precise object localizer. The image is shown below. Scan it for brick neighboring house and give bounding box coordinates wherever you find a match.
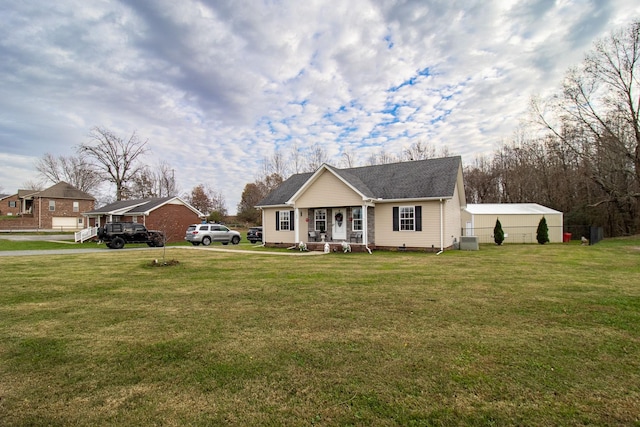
[0,182,95,230]
[83,196,204,242]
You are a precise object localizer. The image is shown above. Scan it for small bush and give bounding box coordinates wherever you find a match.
[494,218,504,245]
[537,216,549,244]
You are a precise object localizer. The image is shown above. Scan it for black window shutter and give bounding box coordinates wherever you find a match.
[275,211,280,231]
[290,210,295,231]
[415,206,422,231]
[393,207,399,231]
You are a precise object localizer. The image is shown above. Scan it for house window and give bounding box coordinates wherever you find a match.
[393,206,422,232]
[314,209,327,232]
[400,206,415,231]
[8,201,17,208]
[276,211,293,231]
[131,216,138,223]
[78,217,83,225]
[352,207,362,231]
[49,200,55,211]
[73,201,79,212]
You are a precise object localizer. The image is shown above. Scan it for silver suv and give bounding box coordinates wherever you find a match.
[185,223,241,246]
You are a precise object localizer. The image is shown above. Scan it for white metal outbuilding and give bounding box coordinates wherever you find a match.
[462,203,564,244]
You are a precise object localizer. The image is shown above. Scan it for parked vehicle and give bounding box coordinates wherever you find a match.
[185,223,241,246]
[97,222,165,249]
[247,226,263,243]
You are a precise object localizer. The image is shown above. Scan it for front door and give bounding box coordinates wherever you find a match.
[332,208,347,240]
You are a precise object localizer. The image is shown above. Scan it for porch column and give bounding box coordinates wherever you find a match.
[294,207,300,243]
[362,204,368,246]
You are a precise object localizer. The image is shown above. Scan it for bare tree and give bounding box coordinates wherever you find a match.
[154,161,178,197]
[403,141,436,161]
[289,142,305,174]
[463,155,499,203]
[533,20,640,233]
[21,178,46,191]
[79,127,148,200]
[36,153,102,193]
[305,143,330,172]
[341,150,357,168]
[264,151,289,178]
[366,150,398,165]
[127,161,178,199]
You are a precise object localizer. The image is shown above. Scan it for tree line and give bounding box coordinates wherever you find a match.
[466,20,640,237]
[29,20,640,236]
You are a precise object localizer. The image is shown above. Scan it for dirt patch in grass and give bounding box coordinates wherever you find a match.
[149,259,180,267]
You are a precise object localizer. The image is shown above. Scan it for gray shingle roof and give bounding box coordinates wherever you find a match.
[20,182,95,200]
[257,156,462,206]
[126,197,175,214]
[84,198,157,214]
[257,172,313,206]
[84,196,203,217]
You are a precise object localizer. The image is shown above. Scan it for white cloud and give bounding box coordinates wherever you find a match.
[0,0,639,212]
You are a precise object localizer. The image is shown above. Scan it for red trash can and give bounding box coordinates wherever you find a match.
[563,232,572,242]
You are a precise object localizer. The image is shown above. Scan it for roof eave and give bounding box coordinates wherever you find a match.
[374,196,454,204]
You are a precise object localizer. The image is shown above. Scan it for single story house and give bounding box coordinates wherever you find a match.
[0,182,95,230]
[462,203,564,243]
[83,196,204,242]
[256,156,466,252]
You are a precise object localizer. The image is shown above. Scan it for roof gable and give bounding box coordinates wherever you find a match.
[257,156,463,206]
[16,182,95,200]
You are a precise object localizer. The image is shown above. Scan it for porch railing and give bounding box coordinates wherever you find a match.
[75,226,98,243]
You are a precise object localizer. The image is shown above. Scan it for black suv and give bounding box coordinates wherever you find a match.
[247,226,263,244]
[97,222,165,249]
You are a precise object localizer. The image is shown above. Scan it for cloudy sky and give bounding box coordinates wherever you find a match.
[1,1,638,212]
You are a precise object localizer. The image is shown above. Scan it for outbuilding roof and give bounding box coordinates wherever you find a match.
[464,203,562,215]
[258,156,463,206]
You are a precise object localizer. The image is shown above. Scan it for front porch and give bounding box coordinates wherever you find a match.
[268,241,374,253]
[299,206,372,246]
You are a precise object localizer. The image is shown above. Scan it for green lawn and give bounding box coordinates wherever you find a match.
[1,240,639,426]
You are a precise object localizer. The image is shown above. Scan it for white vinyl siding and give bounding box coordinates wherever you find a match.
[295,170,362,208]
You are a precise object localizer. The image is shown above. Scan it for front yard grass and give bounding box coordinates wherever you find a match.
[0,239,639,426]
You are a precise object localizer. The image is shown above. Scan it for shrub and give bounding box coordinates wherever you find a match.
[537,216,550,244]
[494,218,504,245]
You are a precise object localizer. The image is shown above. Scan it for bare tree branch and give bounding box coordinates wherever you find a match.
[79,127,148,200]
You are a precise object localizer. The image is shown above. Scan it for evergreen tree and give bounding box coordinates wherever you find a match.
[537,216,549,244]
[494,218,504,245]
